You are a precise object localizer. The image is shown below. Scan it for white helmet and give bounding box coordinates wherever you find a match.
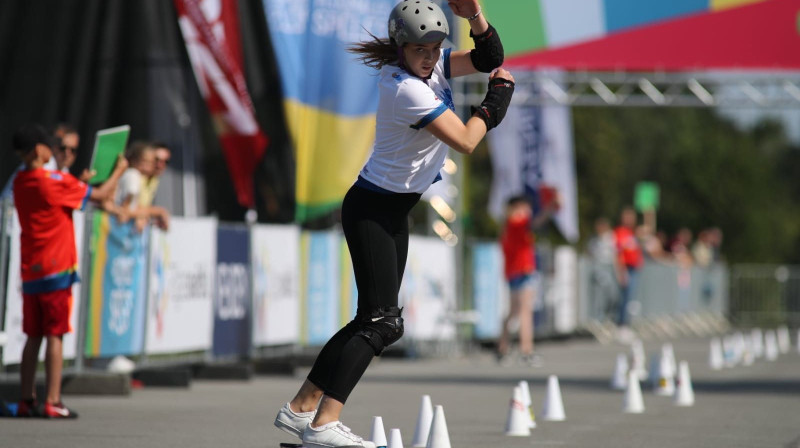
[388,0,449,47]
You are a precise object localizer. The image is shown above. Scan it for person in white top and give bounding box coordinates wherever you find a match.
[274,2,515,447]
[109,141,169,232]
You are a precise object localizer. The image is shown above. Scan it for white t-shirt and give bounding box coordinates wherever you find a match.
[115,168,143,210]
[359,49,455,194]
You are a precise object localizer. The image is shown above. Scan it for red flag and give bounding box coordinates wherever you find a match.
[175,0,267,208]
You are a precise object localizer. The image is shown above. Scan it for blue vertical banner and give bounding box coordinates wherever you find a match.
[213,226,252,358]
[305,231,340,345]
[472,242,506,340]
[87,213,148,357]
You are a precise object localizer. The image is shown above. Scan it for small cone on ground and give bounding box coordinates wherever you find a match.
[412,395,434,448]
[623,370,645,414]
[425,405,451,448]
[611,353,629,390]
[517,380,536,428]
[388,428,404,448]
[505,386,531,436]
[673,361,695,407]
[371,416,388,448]
[777,325,791,354]
[751,328,764,358]
[709,337,724,370]
[631,339,648,381]
[654,348,675,396]
[662,343,677,378]
[541,375,566,421]
[765,330,779,361]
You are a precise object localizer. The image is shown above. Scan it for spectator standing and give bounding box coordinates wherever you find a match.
[497,195,556,365]
[111,141,169,231]
[139,141,170,208]
[614,207,644,334]
[587,217,619,321]
[11,124,126,418]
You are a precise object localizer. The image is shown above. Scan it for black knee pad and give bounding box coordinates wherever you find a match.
[355,306,404,356]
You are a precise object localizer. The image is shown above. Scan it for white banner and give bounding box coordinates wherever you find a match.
[145,217,217,354]
[488,71,579,242]
[250,224,300,346]
[400,236,457,341]
[3,210,83,365]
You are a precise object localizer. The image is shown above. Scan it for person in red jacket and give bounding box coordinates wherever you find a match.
[11,124,126,418]
[497,194,557,365]
[614,207,644,330]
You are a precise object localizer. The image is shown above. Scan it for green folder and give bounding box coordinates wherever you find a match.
[88,125,130,185]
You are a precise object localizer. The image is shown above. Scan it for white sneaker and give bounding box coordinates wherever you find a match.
[274,402,316,440]
[302,421,377,448]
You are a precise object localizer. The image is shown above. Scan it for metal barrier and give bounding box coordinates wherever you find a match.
[730,264,800,328]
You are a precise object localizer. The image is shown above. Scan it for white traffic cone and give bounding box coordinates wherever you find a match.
[611,353,629,390]
[662,343,677,378]
[765,330,779,361]
[541,375,566,421]
[623,370,645,414]
[388,428,404,448]
[777,326,791,354]
[722,335,738,367]
[505,386,531,436]
[412,395,434,448]
[371,416,388,448]
[709,337,724,370]
[517,380,536,428]
[425,405,451,448]
[631,339,648,381]
[751,328,764,358]
[673,361,695,407]
[654,349,675,396]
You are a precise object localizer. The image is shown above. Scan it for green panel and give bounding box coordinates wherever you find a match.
[295,200,343,223]
[482,0,547,56]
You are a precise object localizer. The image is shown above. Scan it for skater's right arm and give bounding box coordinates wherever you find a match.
[426,68,515,154]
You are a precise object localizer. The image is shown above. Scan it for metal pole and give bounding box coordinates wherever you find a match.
[0,198,11,371]
[74,207,96,373]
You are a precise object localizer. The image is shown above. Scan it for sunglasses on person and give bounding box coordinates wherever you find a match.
[59,145,78,154]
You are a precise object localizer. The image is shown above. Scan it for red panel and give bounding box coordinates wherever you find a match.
[506,0,800,71]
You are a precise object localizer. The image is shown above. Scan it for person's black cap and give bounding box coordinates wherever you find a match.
[12,123,56,154]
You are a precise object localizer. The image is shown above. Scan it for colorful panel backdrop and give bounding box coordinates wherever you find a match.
[465,0,797,70]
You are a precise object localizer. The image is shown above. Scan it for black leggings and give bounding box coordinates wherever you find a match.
[306,185,420,403]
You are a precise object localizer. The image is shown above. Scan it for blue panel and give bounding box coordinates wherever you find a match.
[472,243,503,340]
[306,232,340,345]
[603,0,708,32]
[213,227,251,358]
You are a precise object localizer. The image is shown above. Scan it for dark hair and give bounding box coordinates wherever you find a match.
[348,31,399,70]
[506,195,530,207]
[52,123,77,137]
[12,123,55,154]
[125,140,155,163]
[150,141,170,152]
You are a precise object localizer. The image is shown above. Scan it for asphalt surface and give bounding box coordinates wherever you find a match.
[0,335,798,448]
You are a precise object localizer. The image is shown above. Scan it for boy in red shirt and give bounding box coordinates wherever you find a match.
[497,194,558,365]
[11,124,126,418]
[614,207,644,330]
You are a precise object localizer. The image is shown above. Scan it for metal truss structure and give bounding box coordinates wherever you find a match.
[455,71,800,109]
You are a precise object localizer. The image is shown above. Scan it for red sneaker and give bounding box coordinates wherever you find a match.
[16,399,40,418]
[43,402,79,419]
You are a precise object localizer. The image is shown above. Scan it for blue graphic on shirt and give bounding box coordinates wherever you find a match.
[440,88,455,112]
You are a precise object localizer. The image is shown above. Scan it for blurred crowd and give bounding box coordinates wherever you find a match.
[585,206,724,336]
[2,124,172,231]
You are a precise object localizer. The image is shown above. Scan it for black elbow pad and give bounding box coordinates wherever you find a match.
[469,24,504,73]
[472,77,515,131]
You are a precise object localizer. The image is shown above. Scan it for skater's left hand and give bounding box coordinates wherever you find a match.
[447,0,481,19]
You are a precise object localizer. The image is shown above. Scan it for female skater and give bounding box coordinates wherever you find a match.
[275,1,514,446]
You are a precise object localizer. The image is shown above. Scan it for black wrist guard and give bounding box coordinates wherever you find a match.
[471,77,515,131]
[469,24,504,73]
